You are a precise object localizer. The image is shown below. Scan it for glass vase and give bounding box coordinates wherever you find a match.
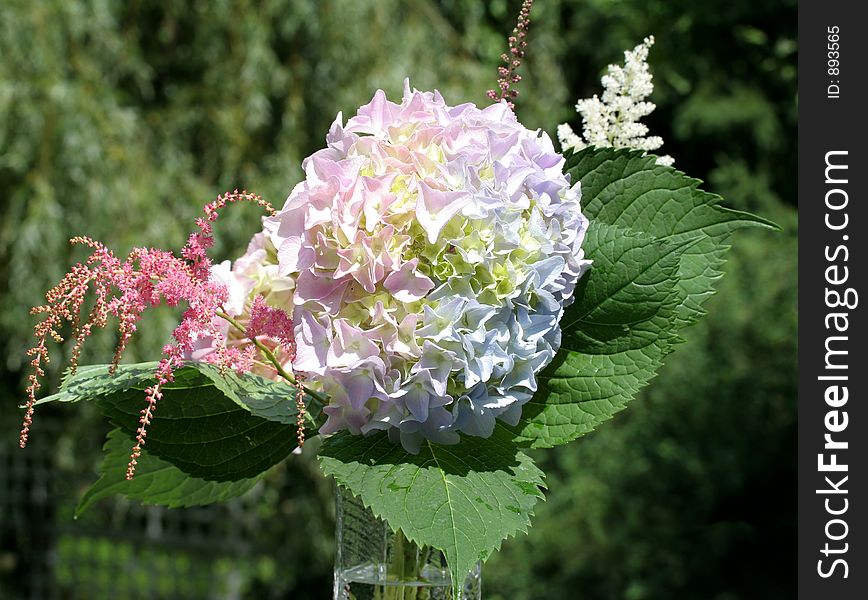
[333,485,482,600]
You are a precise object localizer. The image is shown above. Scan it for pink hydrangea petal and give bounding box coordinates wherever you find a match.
[362,175,397,233]
[416,181,472,243]
[327,319,381,368]
[346,89,401,135]
[293,270,348,316]
[383,259,434,303]
[293,310,331,374]
[277,237,314,276]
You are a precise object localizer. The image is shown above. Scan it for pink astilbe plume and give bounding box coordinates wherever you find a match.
[487,0,534,109]
[20,191,276,479]
[247,295,296,352]
[206,345,257,374]
[246,294,307,445]
[127,355,176,480]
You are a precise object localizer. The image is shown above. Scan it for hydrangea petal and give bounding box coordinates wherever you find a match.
[383,259,434,303]
[416,181,472,244]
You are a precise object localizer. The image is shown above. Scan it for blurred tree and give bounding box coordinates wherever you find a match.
[0,0,795,598]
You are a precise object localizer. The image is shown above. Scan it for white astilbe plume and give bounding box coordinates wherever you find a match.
[558,36,673,166]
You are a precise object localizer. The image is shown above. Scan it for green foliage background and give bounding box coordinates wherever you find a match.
[0,0,796,598]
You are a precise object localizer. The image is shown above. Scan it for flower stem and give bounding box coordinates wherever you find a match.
[216,309,329,411]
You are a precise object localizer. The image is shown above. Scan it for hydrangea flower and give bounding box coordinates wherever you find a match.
[227,81,591,452]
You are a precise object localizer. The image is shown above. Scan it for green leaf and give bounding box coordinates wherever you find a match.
[507,147,775,448]
[95,385,296,481]
[49,361,167,403]
[44,362,318,426]
[319,431,545,598]
[559,222,693,354]
[570,147,776,326]
[39,362,307,481]
[77,429,262,517]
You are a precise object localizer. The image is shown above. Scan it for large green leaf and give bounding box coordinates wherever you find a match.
[570,147,776,326]
[95,384,296,481]
[319,431,545,598]
[559,222,693,354]
[506,147,775,448]
[44,362,317,426]
[77,429,262,517]
[38,362,307,481]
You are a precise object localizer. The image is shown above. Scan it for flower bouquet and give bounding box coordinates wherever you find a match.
[19,3,773,598]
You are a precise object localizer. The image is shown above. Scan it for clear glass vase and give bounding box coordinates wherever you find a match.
[333,485,482,600]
